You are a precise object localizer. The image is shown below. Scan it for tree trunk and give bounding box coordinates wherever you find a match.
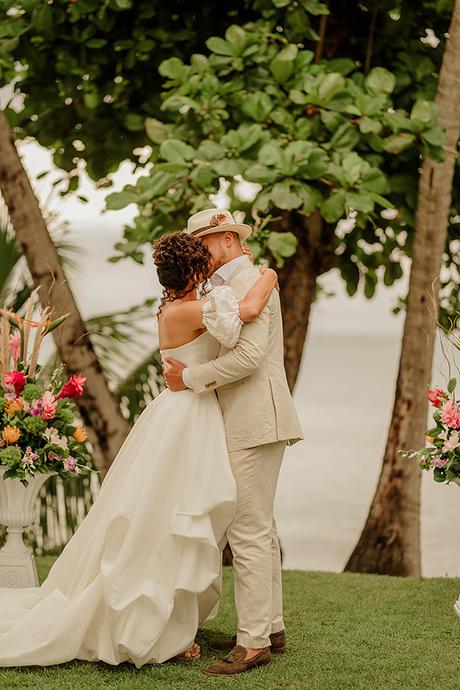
[0,111,130,475]
[345,1,460,576]
[277,210,333,390]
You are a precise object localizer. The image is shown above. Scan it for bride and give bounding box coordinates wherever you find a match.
[0,231,278,668]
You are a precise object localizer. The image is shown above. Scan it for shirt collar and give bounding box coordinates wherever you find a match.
[213,254,249,283]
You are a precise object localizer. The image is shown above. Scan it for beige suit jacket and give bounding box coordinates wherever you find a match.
[188,257,303,453]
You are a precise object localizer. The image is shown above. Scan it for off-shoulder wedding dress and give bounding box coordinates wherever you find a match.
[0,287,241,668]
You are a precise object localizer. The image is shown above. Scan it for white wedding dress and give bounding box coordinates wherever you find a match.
[0,287,241,668]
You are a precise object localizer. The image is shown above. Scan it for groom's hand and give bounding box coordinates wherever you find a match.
[163,356,187,391]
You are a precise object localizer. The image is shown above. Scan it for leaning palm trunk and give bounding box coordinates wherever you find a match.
[346,1,460,575]
[0,110,130,475]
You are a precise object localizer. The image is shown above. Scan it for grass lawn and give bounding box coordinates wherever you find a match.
[0,556,459,689]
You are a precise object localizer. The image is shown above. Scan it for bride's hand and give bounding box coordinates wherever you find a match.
[259,265,280,292]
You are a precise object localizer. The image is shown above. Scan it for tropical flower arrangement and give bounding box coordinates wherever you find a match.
[401,333,460,484]
[0,297,92,486]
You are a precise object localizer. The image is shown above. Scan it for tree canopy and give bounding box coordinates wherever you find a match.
[0,0,458,325]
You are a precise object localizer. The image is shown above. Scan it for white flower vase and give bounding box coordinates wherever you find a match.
[0,466,53,588]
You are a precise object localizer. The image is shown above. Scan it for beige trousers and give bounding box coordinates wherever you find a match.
[226,440,286,649]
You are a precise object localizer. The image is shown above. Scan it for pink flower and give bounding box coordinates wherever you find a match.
[30,400,43,416]
[440,400,460,429]
[8,332,21,367]
[21,446,38,466]
[3,370,26,396]
[56,374,86,400]
[47,451,61,462]
[432,456,449,469]
[428,387,448,408]
[443,431,460,453]
[39,391,57,420]
[63,455,77,471]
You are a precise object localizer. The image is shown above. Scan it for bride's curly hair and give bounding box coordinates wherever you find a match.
[152,232,213,313]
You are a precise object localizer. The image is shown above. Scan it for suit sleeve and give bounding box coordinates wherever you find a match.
[188,299,271,394]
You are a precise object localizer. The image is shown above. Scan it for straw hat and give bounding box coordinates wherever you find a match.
[183,208,252,242]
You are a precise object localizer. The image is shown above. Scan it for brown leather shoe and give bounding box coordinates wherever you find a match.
[204,645,271,676]
[210,629,286,653]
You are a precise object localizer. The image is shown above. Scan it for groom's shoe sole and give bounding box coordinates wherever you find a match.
[210,629,286,654]
[204,646,272,676]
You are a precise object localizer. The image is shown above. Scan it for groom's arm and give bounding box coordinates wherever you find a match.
[186,302,271,394]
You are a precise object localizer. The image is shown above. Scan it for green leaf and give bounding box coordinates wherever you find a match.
[296,149,329,179]
[269,44,298,82]
[271,180,303,210]
[355,93,387,117]
[300,0,330,15]
[298,184,322,214]
[206,36,234,56]
[86,38,107,48]
[191,165,215,189]
[191,53,209,72]
[318,73,345,102]
[421,127,446,147]
[383,133,416,154]
[83,92,99,109]
[359,117,382,134]
[137,171,175,199]
[241,92,272,122]
[448,378,457,394]
[345,192,374,214]
[365,67,395,95]
[245,164,279,184]
[329,122,360,151]
[158,57,188,81]
[364,269,377,298]
[124,113,144,131]
[145,118,169,144]
[225,25,247,52]
[197,140,225,161]
[362,169,388,194]
[106,190,139,210]
[258,142,286,169]
[213,159,244,176]
[321,191,346,222]
[342,153,364,186]
[410,100,437,127]
[267,232,297,266]
[433,468,446,483]
[342,261,360,296]
[159,139,195,164]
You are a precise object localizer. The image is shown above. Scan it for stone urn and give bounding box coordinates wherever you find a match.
[0,466,54,588]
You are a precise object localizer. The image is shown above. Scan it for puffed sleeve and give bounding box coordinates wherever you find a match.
[202,285,243,348]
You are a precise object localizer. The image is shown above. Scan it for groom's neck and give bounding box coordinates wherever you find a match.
[220,246,244,267]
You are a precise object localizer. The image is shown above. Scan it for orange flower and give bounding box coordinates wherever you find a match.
[425,435,435,444]
[2,425,20,444]
[72,426,88,443]
[5,398,24,416]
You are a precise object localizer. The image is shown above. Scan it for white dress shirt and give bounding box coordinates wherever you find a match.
[182,255,248,388]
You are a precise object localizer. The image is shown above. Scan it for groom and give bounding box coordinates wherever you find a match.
[163,208,303,676]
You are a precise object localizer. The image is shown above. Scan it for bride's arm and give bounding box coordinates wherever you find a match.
[238,267,278,322]
[173,268,278,330]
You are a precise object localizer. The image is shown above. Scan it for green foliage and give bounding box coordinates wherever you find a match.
[0,0,459,319]
[104,12,450,296]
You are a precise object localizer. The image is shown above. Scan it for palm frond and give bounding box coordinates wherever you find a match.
[115,346,165,424]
